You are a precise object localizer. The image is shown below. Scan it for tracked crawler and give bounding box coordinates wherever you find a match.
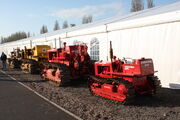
[20,45,51,74]
[7,48,23,68]
[88,41,161,103]
[40,42,91,86]
[7,45,51,74]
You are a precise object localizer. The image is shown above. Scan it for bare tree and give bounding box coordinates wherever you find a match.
[131,0,144,12]
[27,32,31,37]
[82,15,93,24]
[82,15,87,24]
[88,15,93,23]
[62,21,69,29]
[40,25,48,34]
[0,36,4,44]
[147,0,154,8]
[53,20,60,31]
[1,32,27,43]
[70,24,76,27]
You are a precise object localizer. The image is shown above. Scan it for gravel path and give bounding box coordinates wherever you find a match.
[2,67,180,120]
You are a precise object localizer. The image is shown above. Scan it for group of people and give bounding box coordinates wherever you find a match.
[1,52,7,69]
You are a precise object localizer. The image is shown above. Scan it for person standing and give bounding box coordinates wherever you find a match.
[1,52,7,69]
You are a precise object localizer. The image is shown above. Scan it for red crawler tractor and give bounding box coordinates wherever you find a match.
[88,41,160,103]
[41,41,160,103]
[41,42,91,86]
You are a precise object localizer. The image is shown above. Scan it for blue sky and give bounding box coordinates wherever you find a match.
[0,0,179,37]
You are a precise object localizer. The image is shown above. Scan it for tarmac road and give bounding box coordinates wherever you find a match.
[0,70,78,120]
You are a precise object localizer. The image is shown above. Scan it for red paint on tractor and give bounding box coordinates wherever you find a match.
[41,42,92,86]
[88,41,161,103]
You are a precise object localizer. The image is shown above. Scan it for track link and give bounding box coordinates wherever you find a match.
[148,75,161,94]
[88,75,134,104]
[21,59,39,74]
[41,62,71,87]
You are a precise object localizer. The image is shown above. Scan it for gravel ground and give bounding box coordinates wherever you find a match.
[2,67,180,120]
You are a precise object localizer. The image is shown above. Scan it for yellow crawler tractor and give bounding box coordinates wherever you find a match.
[7,48,23,68]
[21,45,51,74]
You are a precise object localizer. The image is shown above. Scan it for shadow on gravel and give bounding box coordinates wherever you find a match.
[69,78,88,88]
[127,88,180,107]
[0,79,47,83]
[0,73,21,76]
[2,68,21,72]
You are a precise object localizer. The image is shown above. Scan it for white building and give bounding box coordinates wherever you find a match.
[1,2,180,89]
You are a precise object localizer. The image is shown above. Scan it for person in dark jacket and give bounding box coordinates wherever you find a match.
[1,52,7,69]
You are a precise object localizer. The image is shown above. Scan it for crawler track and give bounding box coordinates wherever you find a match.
[21,59,39,74]
[7,58,21,68]
[88,75,134,104]
[41,62,71,87]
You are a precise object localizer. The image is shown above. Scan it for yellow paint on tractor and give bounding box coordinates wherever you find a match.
[24,45,51,62]
[21,45,51,74]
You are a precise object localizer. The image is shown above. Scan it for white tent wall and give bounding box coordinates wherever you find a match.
[107,10,180,32]
[67,25,107,37]
[109,21,180,88]
[63,33,108,61]
[32,37,47,46]
[0,40,31,57]
[0,23,180,88]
